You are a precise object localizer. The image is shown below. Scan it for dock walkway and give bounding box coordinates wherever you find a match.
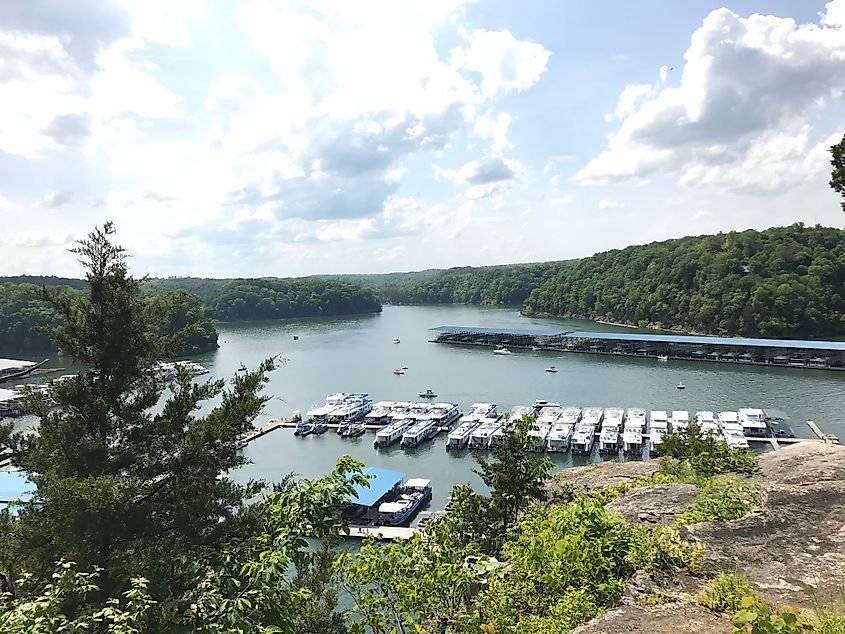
[236,417,299,449]
[347,525,418,540]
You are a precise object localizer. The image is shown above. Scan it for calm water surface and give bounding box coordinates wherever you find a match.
[182,305,845,510]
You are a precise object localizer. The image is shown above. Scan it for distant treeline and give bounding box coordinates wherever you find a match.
[523,224,845,339]
[0,284,219,357]
[149,278,382,322]
[373,262,572,306]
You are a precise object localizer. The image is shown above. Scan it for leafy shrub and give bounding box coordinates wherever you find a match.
[817,610,845,634]
[731,596,814,633]
[659,423,757,477]
[699,573,755,612]
[679,479,759,524]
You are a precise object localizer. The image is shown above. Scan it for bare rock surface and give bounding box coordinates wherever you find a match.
[688,442,845,609]
[548,459,660,496]
[571,601,732,634]
[606,483,699,524]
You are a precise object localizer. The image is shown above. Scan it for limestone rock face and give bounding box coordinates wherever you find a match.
[549,459,660,496]
[605,483,699,524]
[688,442,845,609]
[570,602,733,634]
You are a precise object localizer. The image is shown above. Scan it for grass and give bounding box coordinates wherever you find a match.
[698,572,755,613]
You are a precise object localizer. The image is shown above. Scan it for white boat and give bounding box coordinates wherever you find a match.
[546,421,575,452]
[622,427,643,456]
[446,419,480,450]
[603,408,625,430]
[677,382,686,390]
[393,368,405,375]
[625,408,647,430]
[364,401,397,426]
[718,411,743,434]
[468,417,502,449]
[695,411,720,438]
[493,347,512,355]
[527,410,556,453]
[545,366,558,373]
[598,428,621,455]
[723,429,750,449]
[426,402,461,427]
[374,418,414,447]
[738,407,768,437]
[560,407,582,426]
[649,410,670,432]
[418,389,437,399]
[401,419,438,448]
[657,355,668,362]
[570,427,596,455]
[329,394,373,424]
[580,407,604,428]
[409,402,432,419]
[393,337,401,344]
[671,410,690,432]
[460,403,498,424]
[307,392,352,423]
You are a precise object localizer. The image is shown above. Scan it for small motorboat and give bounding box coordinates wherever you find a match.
[401,366,408,370]
[418,389,437,398]
[677,382,686,390]
[545,366,558,373]
[294,420,315,436]
[393,337,401,344]
[393,368,405,375]
[531,346,540,351]
[657,354,668,361]
[493,346,512,355]
[293,335,299,341]
[313,421,328,434]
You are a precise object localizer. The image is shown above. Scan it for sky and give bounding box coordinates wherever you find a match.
[1,0,844,278]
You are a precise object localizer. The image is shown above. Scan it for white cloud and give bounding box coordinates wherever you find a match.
[598,199,620,209]
[41,191,73,208]
[474,110,512,154]
[450,28,551,98]
[434,156,524,185]
[0,194,22,212]
[575,3,845,192]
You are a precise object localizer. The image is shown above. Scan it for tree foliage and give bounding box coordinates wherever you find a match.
[524,224,845,338]
[831,133,845,214]
[150,277,382,322]
[378,262,570,306]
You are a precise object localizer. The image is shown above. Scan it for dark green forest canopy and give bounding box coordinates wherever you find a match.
[0,283,218,357]
[523,224,845,339]
[150,277,383,321]
[375,261,574,306]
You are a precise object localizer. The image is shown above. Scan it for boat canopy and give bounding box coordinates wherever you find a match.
[405,478,431,489]
[378,501,408,513]
[349,467,405,508]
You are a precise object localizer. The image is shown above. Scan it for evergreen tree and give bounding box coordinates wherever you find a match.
[831,133,845,213]
[0,224,274,599]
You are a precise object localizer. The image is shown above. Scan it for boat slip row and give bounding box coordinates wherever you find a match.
[293,393,796,456]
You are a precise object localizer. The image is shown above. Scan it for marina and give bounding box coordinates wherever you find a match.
[430,326,845,370]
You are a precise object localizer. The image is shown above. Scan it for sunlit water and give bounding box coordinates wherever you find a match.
[10,305,845,511]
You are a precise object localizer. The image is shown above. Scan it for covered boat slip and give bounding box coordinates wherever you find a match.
[430,326,845,369]
[0,358,39,381]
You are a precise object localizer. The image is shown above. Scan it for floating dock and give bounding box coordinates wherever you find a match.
[236,416,300,449]
[429,326,845,370]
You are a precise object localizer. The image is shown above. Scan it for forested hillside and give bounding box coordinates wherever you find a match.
[0,283,219,357]
[378,261,571,306]
[315,269,442,290]
[203,278,382,321]
[523,224,845,338]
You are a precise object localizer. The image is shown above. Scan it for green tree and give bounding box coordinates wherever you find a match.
[450,415,553,555]
[0,224,273,602]
[831,133,845,213]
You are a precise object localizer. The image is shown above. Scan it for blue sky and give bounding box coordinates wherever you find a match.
[0,0,843,277]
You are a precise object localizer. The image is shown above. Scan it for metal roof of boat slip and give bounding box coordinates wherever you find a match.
[431,326,845,351]
[0,471,35,504]
[349,467,405,508]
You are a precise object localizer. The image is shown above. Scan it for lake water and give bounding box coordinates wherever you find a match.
[182,305,845,511]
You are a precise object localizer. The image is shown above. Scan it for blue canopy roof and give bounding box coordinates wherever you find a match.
[0,471,34,505]
[350,467,404,508]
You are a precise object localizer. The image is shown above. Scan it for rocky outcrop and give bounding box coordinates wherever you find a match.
[549,459,660,496]
[688,442,845,609]
[563,442,845,633]
[605,483,699,524]
[571,602,732,633]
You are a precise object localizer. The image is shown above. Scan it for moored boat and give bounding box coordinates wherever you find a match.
[374,418,414,447]
[377,478,432,526]
[418,389,437,399]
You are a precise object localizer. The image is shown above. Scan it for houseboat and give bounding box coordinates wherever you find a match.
[547,418,575,452]
[604,408,625,430]
[649,410,670,433]
[377,478,433,526]
[426,402,462,428]
[671,410,690,432]
[738,408,768,437]
[364,401,397,426]
[598,427,621,455]
[400,419,438,448]
[527,409,559,452]
[468,417,502,449]
[723,429,750,449]
[717,411,743,434]
[622,427,643,456]
[307,392,352,423]
[762,409,795,438]
[373,418,414,448]
[695,411,720,438]
[625,408,647,430]
[648,413,670,456]
[446,419,481,450]
[570,427,596,455]
[580,407,604,429]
